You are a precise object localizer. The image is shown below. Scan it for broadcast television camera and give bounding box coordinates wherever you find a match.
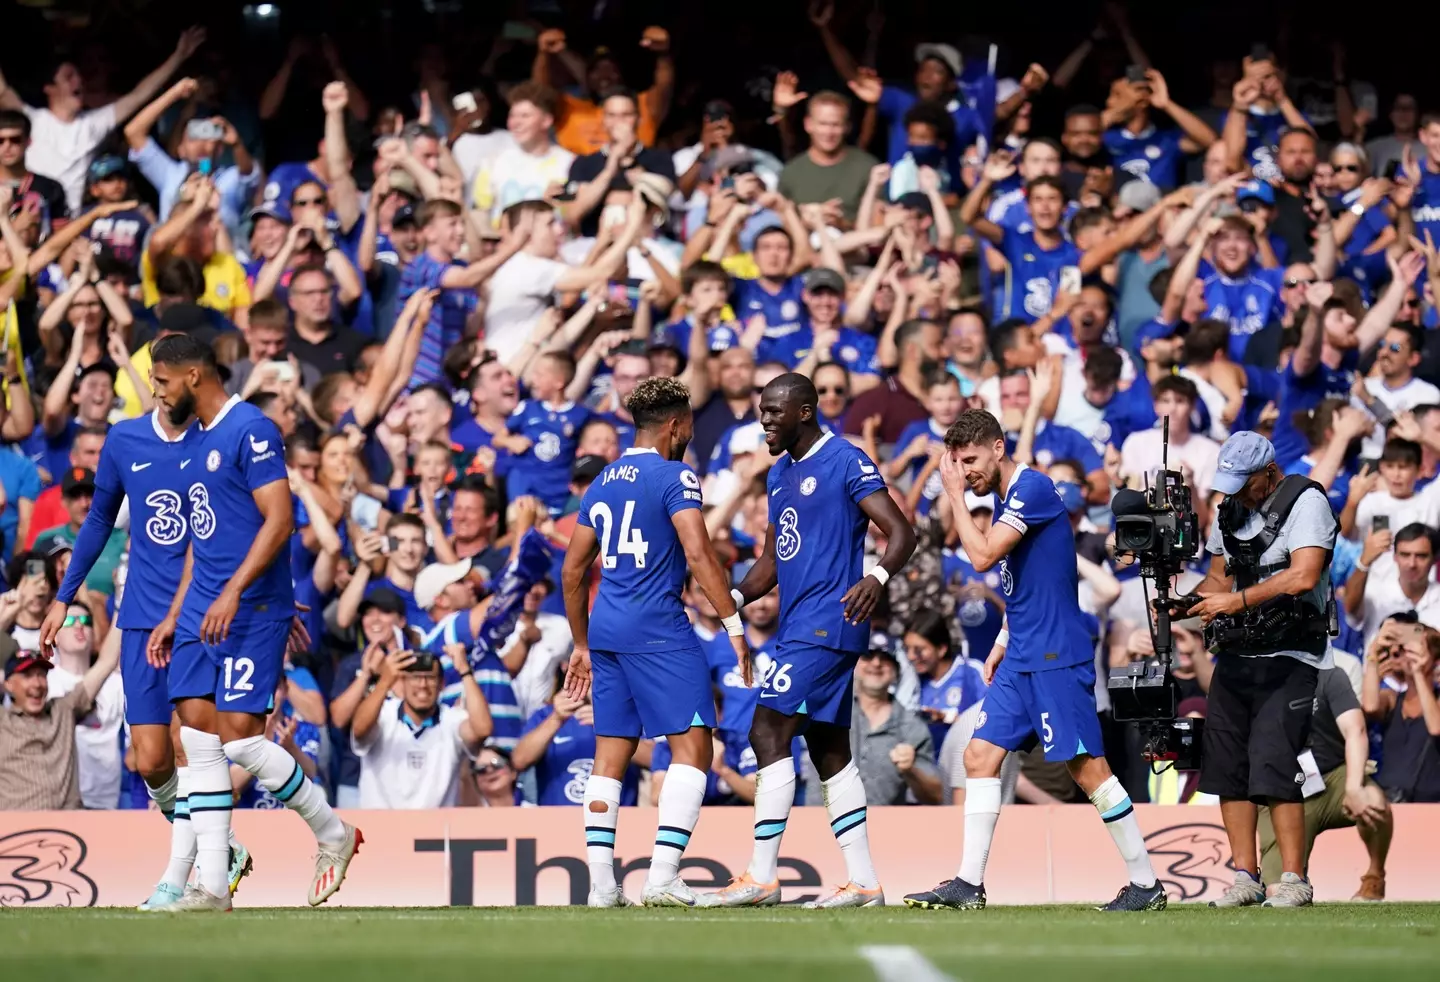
[1107,418,1206,770]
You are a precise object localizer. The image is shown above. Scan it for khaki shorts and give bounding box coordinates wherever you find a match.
[1257,764,1366,884]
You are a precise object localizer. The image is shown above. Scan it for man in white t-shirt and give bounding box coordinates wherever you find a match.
[44,600,124,809]
[0,28,205,212]
[471,82,574,228]
[350,647,492,809]
[1120,375,1220,524]
[483,197,646,362]
[1348,439,1440,550]
[1345,523,1440,650]
[1354,323,1440,460]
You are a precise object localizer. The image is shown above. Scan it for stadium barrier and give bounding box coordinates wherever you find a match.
[3,805,1436,907]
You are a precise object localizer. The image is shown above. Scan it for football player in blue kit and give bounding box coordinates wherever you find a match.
[903,410,1165,912]
[698,373,917,909]
[40,407,253,910]
[561,376,750,908]
[145,334,360,911]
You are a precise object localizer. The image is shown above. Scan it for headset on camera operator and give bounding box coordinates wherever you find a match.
[1186,431,1339,908]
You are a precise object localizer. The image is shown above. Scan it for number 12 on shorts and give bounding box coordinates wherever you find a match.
[224,656,255,693]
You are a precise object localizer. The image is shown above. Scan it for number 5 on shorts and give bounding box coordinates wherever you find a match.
[1041,711,1054,746]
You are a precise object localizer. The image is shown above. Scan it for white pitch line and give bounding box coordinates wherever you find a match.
[859,945,957,982]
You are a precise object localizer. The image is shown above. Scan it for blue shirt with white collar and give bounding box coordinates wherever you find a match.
[505,399,592,513]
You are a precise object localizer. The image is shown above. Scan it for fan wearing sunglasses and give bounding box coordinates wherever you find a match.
[1353,323,1438,460]
[45,601,126,809]
[1328,143,1395,295]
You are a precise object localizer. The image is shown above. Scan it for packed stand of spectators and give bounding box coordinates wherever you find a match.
[0,3,1437,854]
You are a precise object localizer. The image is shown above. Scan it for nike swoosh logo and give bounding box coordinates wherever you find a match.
[1042,744,1055,754]
[131,462,152,472]
[553,736,573,744]
[759,691,778,698]
[223,692,247,703]
[180,459,192,469]
[770,488,781,496]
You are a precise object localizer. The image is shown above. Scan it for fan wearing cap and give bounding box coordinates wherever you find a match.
[1184,429,1338,908]
[122,77,260,233]
[83,155,153,267]
[32,467,126,598]
[809,8,980,177]
[241,200,292,284]
[0,635,121,810]
[534,27,674,157]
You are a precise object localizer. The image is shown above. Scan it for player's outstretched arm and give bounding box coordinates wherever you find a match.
[843,488,918,624]
[561,523,601,702]
[673,508,751,685]
[200,479,293,645]
[42,465,126,649]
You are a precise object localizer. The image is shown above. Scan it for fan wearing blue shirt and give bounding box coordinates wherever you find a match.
[1199,217,1290,360]
[963,161,1133,325]
[733,227,808,354]
[561,376,749,908]
[506,352,592,516]
[146,334,358,911]
[1219,56,1312,182]
[904,410,1163,912]
[1100,69,1218,191]
[903,609,987,750]
[701,373,916,911]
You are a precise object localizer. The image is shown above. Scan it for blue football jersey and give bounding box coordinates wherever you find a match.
[919,658,987,748]
[733,275,805,338]
[1272,350,1359,468]
[767,433,886,653]
[1103,126,1186,189]
[506,399,591,512]
[1411,159,1440,253]
[1199,259,1285,358]
[999,227,1081,323]
[522,704,640,805]
[993,465,1092,672]
[179,396,295,636]
[578,448,702,653]
[57,412,195,629]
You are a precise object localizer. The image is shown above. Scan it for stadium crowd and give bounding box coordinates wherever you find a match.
[1,0,1438,898]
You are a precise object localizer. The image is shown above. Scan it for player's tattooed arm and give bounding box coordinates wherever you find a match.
[844,488,917,624]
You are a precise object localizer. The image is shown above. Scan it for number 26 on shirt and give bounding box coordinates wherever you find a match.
[589,500,650,569]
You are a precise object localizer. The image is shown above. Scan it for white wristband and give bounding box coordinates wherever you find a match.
[721,612,744,636]
[867,566,890,587]
[996,628,1009,648]
[730,588,746,610]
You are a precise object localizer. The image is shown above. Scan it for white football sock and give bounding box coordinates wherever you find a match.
[747,759,796,884]
[822,762,878,889]
[958,776,1002,885]
[146,767,178,819]
[224,735,345,845]
[180,728,232,898]
[583,775,623,893]
[649,763,706,886]
[1089,775,1156,888]
[159,765,196,893]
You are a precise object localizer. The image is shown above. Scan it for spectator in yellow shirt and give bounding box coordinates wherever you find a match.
[140,174,251,331]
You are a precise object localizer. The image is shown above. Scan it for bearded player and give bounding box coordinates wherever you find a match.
[904,409,1166,912]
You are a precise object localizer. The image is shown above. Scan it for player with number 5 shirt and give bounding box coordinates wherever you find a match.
[697,373,916,910]
[562,376,749,909]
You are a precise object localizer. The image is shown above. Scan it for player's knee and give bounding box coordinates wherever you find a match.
[222,734,271,770]
[134,743,174,784]
[963,740,1004,778]
[748,720,787,766]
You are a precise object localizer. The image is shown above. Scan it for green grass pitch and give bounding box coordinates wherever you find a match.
[4,905,1439,981]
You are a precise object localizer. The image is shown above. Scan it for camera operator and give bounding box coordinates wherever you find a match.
[1187,431,1338,909]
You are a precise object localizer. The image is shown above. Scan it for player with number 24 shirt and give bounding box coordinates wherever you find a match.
[563,377,749,909]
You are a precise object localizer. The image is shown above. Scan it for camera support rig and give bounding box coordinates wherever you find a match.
[1107,417,1206,770]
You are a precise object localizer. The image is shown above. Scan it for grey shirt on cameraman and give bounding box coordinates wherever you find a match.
[1205,486,1337,668]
